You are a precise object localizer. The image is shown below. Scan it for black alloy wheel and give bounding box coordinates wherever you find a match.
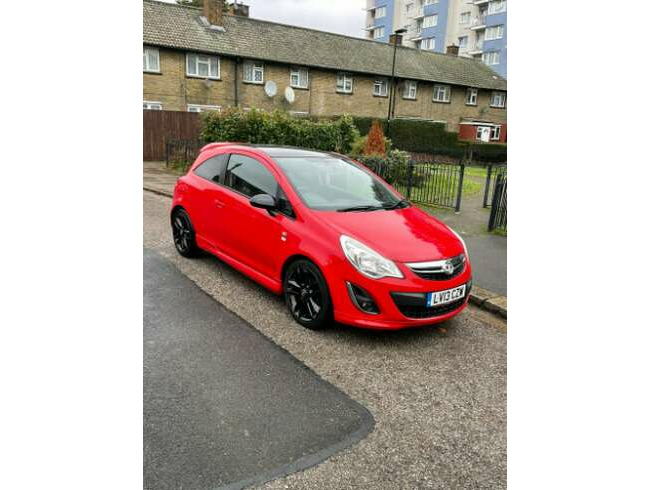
[284,260,332,330]
[171,208,198,258]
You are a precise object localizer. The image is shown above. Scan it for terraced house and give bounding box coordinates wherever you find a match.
[143,0,507,142]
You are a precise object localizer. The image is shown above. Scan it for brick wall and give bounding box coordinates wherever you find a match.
[143,47,507,131]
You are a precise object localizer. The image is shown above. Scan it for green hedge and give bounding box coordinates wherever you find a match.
[350,116,506,163]
[201,108,359,154]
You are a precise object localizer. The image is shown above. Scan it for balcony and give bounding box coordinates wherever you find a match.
[473,0,489,5]
[470,15,486,30]
[468,41,484,55]
[412,9,425,19]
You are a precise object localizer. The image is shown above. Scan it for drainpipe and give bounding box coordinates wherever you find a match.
[234,57,240,107]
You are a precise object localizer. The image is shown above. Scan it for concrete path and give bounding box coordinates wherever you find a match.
[144,248,373,490]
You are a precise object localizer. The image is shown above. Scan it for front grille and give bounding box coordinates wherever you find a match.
[393,297,466,319]
[406,254,466,280]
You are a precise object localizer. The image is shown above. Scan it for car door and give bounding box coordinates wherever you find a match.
[190,152,230,248]
[219,152,292,280]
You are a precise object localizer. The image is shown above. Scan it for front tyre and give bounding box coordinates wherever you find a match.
[171,208,198,258]
[284,260,333,330]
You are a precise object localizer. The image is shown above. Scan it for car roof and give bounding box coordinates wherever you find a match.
[249,145,334,158]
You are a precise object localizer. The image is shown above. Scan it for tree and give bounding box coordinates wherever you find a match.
[364,120,387,157]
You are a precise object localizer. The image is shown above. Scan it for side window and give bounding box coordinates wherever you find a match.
[194,153,229,183]
[224,154,277,197]
[277,186,295,218]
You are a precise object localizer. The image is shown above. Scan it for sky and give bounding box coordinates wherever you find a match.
[160,0,367,38]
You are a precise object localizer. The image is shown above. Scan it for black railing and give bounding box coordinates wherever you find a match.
[483,164,507,208]
[364,160,465,211]
[488,173,507,233]
[165,138,203,168]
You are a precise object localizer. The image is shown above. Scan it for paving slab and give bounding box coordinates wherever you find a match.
[483,296,507,318]
[143,249,374,490]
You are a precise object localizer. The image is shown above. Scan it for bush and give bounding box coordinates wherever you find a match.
[356,149,426,188]
[364,120,387,156]
[201,108,359,154]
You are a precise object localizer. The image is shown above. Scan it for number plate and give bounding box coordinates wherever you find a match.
[426,284,466,307]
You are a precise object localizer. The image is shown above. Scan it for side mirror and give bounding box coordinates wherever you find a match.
[249,193,277,213]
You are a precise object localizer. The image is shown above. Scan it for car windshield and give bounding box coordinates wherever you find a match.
[274,156,403,211]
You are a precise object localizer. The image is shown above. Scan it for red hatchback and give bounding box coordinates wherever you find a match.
[171,143,472,330]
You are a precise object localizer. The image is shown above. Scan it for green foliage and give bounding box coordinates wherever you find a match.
[356,149,424,188]
[348,134,393,158]
[200,108,360,154]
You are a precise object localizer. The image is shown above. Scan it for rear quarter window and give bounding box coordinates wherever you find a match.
[194,153,229,183]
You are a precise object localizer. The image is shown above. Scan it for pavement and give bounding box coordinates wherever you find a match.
[144,190,507,489]
[144,249,373,490]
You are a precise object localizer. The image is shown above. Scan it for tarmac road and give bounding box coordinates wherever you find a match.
[144,191,507,489]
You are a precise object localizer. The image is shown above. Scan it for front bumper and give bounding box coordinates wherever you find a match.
[327,256,473,330]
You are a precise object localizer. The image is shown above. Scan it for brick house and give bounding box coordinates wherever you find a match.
[143,0,507,143]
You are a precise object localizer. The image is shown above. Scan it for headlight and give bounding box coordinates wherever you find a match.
[448,227,469,261]
[340,235,403,279]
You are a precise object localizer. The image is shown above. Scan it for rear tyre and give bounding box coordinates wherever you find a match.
[171,208,199,258]
[283,259,333,330]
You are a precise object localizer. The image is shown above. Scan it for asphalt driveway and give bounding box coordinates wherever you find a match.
[144,191,507,489]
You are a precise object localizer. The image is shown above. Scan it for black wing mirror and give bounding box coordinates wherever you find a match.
[249,193,277,213]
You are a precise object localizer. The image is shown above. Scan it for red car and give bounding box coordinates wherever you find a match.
[171,143,472,330]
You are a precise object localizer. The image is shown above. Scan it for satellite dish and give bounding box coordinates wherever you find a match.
[264,80,277,98]
[284,86,295,104]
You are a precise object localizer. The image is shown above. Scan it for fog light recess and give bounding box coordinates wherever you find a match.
[346,282,380,315]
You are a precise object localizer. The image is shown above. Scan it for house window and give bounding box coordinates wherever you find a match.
[143,47,160,73]
[466,88,478,105]
[336,73,353,93]
[186,53,219,79]
[290,67,309,89]
[143,101,162,110]
[432,84,451,103]
[458,36,468,48]
[482,51,500,65]
[187,104,221,113]
[488,0,507,14]
[243,60,264,84]
[375,6,386,18]
[422,14,438,28]
[490,91,506,108]
[490,126,501,140]
[421,38,436,50]
[373,78,388,97]
[289,111,310,118]
[460,12,471,24]
[423,0,438,5]
[485,25,504,40]
[373,26,385,39]
[404,81,417,99]
[476,126,491,142]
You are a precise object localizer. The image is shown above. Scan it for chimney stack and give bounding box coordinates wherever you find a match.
[203,0,223,27]
[228,1,250,17]
[446,44,459,56]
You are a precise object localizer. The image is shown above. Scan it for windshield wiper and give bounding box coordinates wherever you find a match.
[337,205,385,212]
[383,198,410,210]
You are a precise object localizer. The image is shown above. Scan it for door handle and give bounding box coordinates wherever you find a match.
[214,199,225,208]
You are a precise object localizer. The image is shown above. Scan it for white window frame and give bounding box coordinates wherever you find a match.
[476,126,491,141]
[488,0,507,15]
[490,91,506,108]
[373,78,388,97]
[243,60,264,84]
[490,126,501,140]
[466,88,478,106]
[422,14,438,28]
[143,47,160,73]
[336,72,353,93]
[187,104,221,113]
[421,38,436,50]
[458,36,468,48]
[375,6,386,18]
[289,111,310,118]
[432,84,451,103]
[186,53,220,79]
[460,12,471,24]
[485,25,504,41]
[290,67,309,89]
[373,26,385,39]
[404,80,417,100]
[143,101,162,110]
[482,51,500,65]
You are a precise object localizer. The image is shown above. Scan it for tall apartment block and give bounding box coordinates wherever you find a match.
[365,0,507,78]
